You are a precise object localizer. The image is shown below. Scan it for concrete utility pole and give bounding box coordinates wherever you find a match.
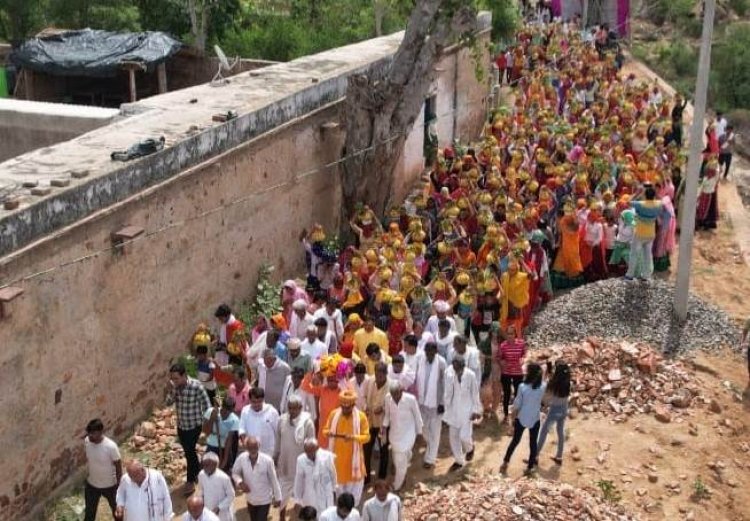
[582,0,589,28]
[674,0,716,321]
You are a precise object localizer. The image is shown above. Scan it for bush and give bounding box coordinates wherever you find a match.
[221,15,306,61]
[656,41,698,78]
[729,0,750,16]
[710,25,750,111]
[481,0,519,42]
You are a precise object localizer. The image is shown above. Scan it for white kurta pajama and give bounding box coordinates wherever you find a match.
[274,412,316,504]
[115,469,172,521]
[198,468,236,521]
[382,393,423,491]
[443,366,482,466]
[182,508,220,521]
[238,403,280,456]
[415,353,446,465]
[293,449,337,513]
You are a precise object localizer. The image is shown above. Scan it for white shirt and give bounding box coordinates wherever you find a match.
[279,376,318,421]
[313,308,345,340]
[425,315,457,338]
[319,506,361,521]
[116,469,172,521]
[182,509,220,521]
[231,452,282,506]
[382,393,423,452]
[387,365,416,392]
[349,375,374,411]
[293,449,338,513]
[362,493,403,521]
[434,331,457,360]
[85,436,121,488]
[442,367,483,429]
[446,347,482,380]
[198,469,235,521]
[319,330,339,354]
[400,350,421,374]
[300,338,328,360]
[717,117,728,139]
[290,313,315,340]
[238,403,280,455]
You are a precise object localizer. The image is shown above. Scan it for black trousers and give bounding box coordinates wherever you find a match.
[719,152,732,178]
[248,503,271,521]
[503,418,541,470]
[178,425,203,483]
[501,374,523,416]
[83,481,117,521]
[363,427,389,482]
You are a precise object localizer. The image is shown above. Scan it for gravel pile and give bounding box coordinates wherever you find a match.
[405,474,639,521]
[526,279,740,353]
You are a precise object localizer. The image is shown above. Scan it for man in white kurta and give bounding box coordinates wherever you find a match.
[274,397,316,521]
[446,335,482,379]
[415,342,446,468]
[381,382,423,491]
[279,368,317,422]
[443,356,482,471]
[293,438,337,514]
[319,493,361,521]
[197,453,235,521]
[115,460,172,521]
[387,355,415,393]
[361,480,403,521]
[182,495,220,521]
[238,387,280,456]
[231,437,282,521]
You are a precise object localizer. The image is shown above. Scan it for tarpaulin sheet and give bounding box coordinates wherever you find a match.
[10,29,182,77]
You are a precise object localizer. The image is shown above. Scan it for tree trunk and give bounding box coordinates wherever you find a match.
[340,0,478,233]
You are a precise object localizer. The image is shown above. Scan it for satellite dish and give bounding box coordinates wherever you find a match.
[211,44,239,86]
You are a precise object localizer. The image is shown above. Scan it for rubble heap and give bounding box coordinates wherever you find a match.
[531,338,700,422]
[404,475,639,520]
[526,279,740,353]
[129,408,189,485]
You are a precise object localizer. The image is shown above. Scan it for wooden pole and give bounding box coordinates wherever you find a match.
[674,0,716,321]
[157,63,168,94]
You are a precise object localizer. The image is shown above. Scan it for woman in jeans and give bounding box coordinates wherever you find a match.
[500,363,546,475]
[537,361,571,465]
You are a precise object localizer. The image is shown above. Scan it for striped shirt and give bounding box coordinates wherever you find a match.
[499,339,526,376]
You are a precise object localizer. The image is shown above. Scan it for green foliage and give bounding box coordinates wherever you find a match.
[0,0,45,45]
[729,0,750,16]
[656,41,697,78]
[710,25,750,111]
[480,0,518,42]
[176,353,198,378]
[692,476,711,501]
[237,263,283,327]
[649,0,694,27]
[595,479,622,503]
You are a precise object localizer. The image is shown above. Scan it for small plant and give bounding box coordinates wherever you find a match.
[238,263,283,326]
[595,479,622,503]
[692,476,711,501]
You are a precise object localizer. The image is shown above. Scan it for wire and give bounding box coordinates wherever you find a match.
[0,94,491,288]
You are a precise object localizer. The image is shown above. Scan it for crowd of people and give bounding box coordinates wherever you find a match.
[80,13,739,521]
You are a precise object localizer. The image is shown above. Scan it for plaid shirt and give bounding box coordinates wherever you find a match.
[169,377,210,430]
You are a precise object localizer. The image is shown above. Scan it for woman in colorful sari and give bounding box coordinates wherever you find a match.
[500,258,532,333]
[552,210,584,288]
[696,160,720,230]
[653,196,676,272]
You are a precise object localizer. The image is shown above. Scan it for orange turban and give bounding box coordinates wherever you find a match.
[339,390,357,406]
[270,314,287,330]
